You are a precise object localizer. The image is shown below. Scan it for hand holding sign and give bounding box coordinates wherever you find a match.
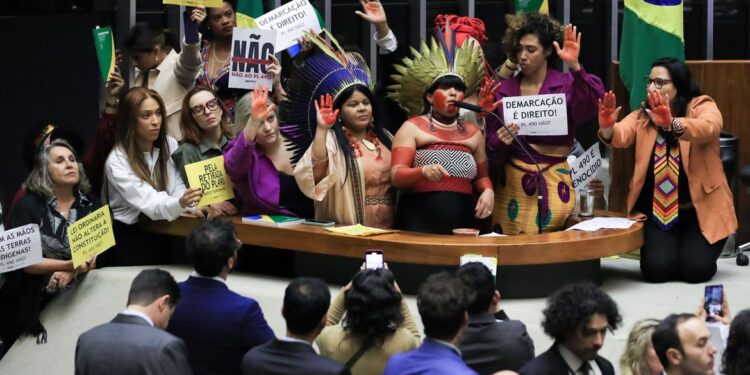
[189,5,207,24]
[598,90,621,129]
[180,188,203,208]
[315,94,339,130]
[497,123,519,145]
[645,89,672,130]
[477,78,502,118]
[553,24,581,70]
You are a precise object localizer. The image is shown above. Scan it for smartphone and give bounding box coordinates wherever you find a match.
[302,219,336,227]
[365,249,384,270]
[704,284,723,322]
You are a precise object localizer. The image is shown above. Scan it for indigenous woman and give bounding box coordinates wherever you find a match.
[0,140,97,347]
[103,87,203,266]
[224,87,313,218]
[598,57,736,283]
[291,31,394,228]
[485,12,604,234]
[125,8,204,139]
[387,27,494,234]
[171,85,237,219]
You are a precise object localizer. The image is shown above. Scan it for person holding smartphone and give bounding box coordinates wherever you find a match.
[316,266,420,375]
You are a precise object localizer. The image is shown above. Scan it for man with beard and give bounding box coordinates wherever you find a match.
[519,283,622,375]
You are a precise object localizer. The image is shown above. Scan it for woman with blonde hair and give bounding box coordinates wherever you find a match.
[620,319,663,375]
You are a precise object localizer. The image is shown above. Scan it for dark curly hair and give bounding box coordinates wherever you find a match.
[542,283,622,342]
[502,12,564,64]
[723,309,750,375]
[343,268,403,346]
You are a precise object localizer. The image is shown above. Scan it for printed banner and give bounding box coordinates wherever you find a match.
[0,224,43,273]
[185,155,235,207]
[229,28,277,90]
[255,0,323,51]
[92,26,115,83]
[163,0,222,7]
[570,143,603,192]
[502,93,568,136]
[68,205,116,268]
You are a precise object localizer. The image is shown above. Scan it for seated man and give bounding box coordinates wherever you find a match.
[242,277,350,375]
[457,262,535,373]
[75,269,191,375]
[384,273,478,375]
[519,283,622,375]
[652,313,717,375]
[167,220,274,375]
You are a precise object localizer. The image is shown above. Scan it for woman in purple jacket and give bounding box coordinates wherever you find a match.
[485,12,604,234]
[223,87,313,217]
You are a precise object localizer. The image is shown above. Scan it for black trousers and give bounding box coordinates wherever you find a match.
[641,208,726,283]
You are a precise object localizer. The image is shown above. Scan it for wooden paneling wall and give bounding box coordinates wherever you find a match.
[609,61,750,243]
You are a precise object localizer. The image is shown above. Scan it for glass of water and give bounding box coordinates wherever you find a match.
[579,187,595,217]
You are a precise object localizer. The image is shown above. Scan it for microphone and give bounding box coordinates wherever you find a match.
[451,100,485,113]
[453,100,545,234]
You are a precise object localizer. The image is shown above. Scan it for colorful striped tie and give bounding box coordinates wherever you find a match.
[652,133,680,230]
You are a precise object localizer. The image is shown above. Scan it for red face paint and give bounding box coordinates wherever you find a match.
[433,90,464,117]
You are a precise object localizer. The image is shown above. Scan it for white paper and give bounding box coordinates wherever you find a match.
[565,217,637,232]
[255,0,322,51]
[570,142,603,192]
[502,93,568,136]
[479,232,507,237]
[0,224,43,272]
[460,255,498,277]
[229,28,277,90]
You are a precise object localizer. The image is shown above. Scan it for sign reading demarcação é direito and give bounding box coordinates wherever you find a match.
[0,224,43,273]
[502,93,568,136]
[255,0,322,51]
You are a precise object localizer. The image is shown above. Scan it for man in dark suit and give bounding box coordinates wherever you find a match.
[75,269,192,375]
[457,262,535,373]
[519,283,622,375]
[384,273,478,375]
[167,220,274,375]
[242,277,350,375]
[652,313,717,375]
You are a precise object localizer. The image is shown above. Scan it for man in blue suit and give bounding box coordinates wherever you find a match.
[242,277,350,375]
[384,273,478,375]
[167,219,274,375]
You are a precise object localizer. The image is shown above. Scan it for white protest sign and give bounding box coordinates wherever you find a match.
[0,224,43,273]
[255,0,322,51]
[503,93,568,136]
[570,143,603,192]
[229,28,277,90]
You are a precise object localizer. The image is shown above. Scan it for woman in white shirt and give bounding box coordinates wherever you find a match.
[103,87,202,266]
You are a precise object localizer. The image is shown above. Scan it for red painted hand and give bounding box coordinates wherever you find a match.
[598,90,621,129]
[477,78,502,118]
[315,93,339,129]
[645,89,672,129]
[250,86,275,122]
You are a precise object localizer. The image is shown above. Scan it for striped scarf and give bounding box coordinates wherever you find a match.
[652,133,680,230]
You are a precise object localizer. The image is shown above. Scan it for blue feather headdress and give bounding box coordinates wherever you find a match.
[281,30,373,165]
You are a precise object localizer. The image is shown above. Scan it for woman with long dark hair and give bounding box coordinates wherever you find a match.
[316,268,420,375]
[723,309,750,375]
[599,57,737,283]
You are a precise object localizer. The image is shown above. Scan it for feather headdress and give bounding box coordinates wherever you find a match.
[281,30,373,164]
[387,22,485,117]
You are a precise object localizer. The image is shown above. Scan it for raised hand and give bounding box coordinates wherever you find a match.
[106,65,125,98]
[250,86,277,123]
[355,0,387,26]
[645,89,672,129]
[315,94,339,129]
[598,90,621,128]
[553,24,581,70]
[477,78,502,117]
[190,5,207,24]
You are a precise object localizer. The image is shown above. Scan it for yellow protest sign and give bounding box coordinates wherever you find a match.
[185,155,235,207]
[163,0,222,7]
[68,205,116,268]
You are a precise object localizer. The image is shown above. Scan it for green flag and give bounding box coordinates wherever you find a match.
[237,0,263,27]
[619,0,684,110]
[514,0,548,13]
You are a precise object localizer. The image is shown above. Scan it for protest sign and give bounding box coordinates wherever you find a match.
[0,224,43,273]
[185,155,235,207]
[163,0,222,7]
[92,26,115,83]
[502,93,568,136]
[570,143,603,192]
[68,205,116,268]
[229,28,277,90]
[255,0,323,51]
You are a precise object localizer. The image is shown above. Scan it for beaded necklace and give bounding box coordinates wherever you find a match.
[344,126,382,160]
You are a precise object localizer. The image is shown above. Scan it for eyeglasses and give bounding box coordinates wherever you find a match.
[643,76,673,89]
[190,99,220,116]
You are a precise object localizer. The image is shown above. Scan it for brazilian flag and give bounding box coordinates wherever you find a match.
[236,0,263,28]
[514,0,549,14]
[619,0,685,110]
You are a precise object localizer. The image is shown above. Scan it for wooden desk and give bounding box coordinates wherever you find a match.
[142,211,643,266]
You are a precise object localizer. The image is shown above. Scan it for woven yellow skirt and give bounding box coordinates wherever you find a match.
[491,158,576,235]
